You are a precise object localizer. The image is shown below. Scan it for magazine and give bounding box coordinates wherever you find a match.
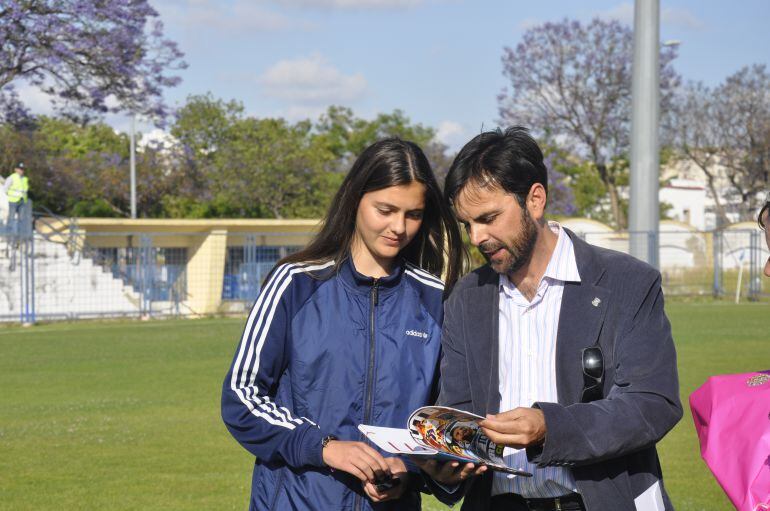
[358,406,532,476]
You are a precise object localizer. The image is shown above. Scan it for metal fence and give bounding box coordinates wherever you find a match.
[1,207,767,324]
[578,229,768,299]
[222,239,301,303]
[0,205,313,323]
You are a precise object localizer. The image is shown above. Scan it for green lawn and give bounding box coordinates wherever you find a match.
[0,303,767,510]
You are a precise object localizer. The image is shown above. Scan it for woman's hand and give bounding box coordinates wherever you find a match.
[412,457,487,486]
[322,440,391,482]
[362,456,410,503]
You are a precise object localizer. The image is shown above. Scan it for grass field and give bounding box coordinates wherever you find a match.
[1,302,768,510]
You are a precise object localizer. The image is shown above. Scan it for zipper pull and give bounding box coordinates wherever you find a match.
[372,278,379,306]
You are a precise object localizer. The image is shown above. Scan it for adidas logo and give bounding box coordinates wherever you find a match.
[406,329,429,340]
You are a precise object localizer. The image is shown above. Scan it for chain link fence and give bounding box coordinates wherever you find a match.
[1,207,767,324]
[579,229,768,299]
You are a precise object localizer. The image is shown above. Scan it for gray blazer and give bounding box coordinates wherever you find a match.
[431,229,683,511]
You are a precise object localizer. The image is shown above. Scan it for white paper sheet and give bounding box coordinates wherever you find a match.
[634,480,664,511]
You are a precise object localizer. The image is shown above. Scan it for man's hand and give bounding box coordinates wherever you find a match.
[479,407,546,448]
[412,457,487,486]
[322,440,390,482]
[362,456,409,502]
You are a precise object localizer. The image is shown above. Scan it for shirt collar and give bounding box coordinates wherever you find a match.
[542,222,581,284]
[498,221,581,298]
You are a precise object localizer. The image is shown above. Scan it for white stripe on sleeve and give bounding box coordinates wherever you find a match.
[230,261,335,429]
[405,269,444,290]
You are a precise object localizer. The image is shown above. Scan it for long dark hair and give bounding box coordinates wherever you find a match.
[279,138,464,293]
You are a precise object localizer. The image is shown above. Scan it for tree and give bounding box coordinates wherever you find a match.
[315,106,438,167]
[670,65,770,224]
[0,0,186,121]
[0,116,176,217]
[498,18,679,229]
[169,95,340,219]
[314,105,452,187]
[668,82,730,226]
[714,65,770,220]
[217,117,338,218]
[171,94,243,157]
[541,145,578,217]
[32,117,131,215]
[168,93,244,211]
[0,85,32,128]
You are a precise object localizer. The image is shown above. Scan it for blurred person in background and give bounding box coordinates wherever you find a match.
[3,162,29,238]
[220,138,463,511]
[687,194,770,511]
[759,193,770,277]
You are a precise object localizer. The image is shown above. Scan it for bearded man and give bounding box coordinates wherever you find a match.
[418,127,682,511]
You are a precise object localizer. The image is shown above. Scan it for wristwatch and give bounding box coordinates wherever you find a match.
[321,435,338,449]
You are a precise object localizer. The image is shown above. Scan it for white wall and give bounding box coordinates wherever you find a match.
[659,179,706,230]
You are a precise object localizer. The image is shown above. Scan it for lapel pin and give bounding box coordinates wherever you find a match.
[592,297,601,307]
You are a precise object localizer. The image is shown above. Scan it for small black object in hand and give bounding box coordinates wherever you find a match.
[374,475,401,492]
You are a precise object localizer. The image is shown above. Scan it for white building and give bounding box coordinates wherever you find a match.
[659,179,707,230]
[661,158,752,230]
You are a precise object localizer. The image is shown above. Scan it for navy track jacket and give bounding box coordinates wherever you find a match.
[221,257,445,511]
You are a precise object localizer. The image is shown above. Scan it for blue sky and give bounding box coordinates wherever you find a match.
[20,0,770,150]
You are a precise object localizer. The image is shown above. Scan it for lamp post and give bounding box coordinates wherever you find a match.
[130,115,137,219]
[629,0,660,267]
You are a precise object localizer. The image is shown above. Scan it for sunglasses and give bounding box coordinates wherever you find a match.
[581,345,604,403]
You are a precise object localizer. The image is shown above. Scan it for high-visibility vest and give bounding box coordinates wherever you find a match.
[7,173,29,203]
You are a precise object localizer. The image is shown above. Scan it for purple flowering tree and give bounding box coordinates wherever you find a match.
[498,18,679,229]
[0,0,186,122]
[542,151,577,217]
[0,85,32,127]
[671,65,770,224]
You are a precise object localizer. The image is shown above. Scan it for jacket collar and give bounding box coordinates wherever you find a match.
[472,228,610,412]
[337,256,405,295]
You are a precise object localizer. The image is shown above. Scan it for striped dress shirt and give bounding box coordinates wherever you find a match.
[491,222,581,498]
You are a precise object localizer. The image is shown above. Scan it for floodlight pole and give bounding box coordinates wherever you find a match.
[130,115,137,219]
[629,0,660,267]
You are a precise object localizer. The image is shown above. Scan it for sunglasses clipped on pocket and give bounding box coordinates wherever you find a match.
[581,345,604,403]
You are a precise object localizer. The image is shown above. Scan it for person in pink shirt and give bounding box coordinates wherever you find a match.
[688,194,770,511]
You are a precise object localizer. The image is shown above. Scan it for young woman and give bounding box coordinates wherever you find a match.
[221,138,463,510]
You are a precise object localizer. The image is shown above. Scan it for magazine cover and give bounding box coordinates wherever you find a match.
[359,406,532,476]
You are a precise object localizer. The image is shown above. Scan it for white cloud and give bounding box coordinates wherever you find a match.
[259,53,367,104]
[275,0,425,9]
[517,18,542,31]
[661,7,705,30]
[281,105,328,121]
[598,3,705,30]
[157,0,313,33]
[434,120,467,151]
[13,83,56,116]
[598,3,634,24]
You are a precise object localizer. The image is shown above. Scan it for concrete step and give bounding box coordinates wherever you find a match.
[0,236,142,321]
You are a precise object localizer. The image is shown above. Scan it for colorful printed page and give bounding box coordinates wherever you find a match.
[359,406,532,476]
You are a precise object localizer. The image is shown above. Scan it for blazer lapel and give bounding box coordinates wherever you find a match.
[463,266,501,416]
[486,279,500,415]
[555,231,610,405]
